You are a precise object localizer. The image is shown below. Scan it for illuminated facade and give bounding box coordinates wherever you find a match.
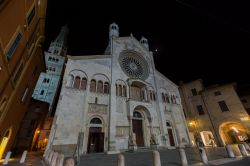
[179,79,250,147]
[46,23,190,155]
[0,0,47,159]
[32,25,68,111]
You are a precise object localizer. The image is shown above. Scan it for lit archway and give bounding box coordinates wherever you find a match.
[0,127,12,159]
[200,131,216,147]
[219,122,250,145]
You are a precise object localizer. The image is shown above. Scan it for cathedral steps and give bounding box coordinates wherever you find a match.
[79,148,201,166]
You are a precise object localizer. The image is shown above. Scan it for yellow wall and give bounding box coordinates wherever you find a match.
[0,0,47,158]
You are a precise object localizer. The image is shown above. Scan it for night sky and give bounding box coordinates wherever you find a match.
[44,0,250,87]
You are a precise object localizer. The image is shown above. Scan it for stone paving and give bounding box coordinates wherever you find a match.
[0,148,249,166]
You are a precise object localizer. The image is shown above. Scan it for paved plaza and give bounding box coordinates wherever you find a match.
[0,148,249,166]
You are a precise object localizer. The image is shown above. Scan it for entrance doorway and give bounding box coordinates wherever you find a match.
[0,127,12,159]
[166,122,175,146]
[87,118,104,153]
[132,111,144,147]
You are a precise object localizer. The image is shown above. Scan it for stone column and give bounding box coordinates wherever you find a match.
[149,117,157,149]
[128,116,137,151]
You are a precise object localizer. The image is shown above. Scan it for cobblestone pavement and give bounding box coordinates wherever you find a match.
[0,151,44,166]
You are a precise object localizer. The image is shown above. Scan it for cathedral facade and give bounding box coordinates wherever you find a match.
[47,23,190,155]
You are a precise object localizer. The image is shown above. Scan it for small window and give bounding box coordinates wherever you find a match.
[43,78,46,83]
[241,99,247,103]
[13,63,23,83]
[21,88,29,102]
[118,85,122,96]
[48,57,52,61]
[104,82,110,94]
[218,101,229,112]
[90,118,102,124]
[191,88,197,96]
[122,85,126,96]
[27,6,36,25]
[97,81,103,93]
[6,32,22,60]
[40,90,44,95]
[90,79,96,92]
[80,78,87,90]
[162,93,165,102]
[214,91,221,96]
[166,122,171,127]
[197,105,205,115]
[133,111,142,118]
[74,76,81,89]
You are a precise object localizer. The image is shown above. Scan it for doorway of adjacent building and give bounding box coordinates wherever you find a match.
[0,127,12,159]
[132,111,144,147]
[87,118,104,153]
[166,122,175,146]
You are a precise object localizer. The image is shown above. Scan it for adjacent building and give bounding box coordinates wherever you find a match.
[0,0,47,159]
[179,79,250,147]
[46,23,190,155]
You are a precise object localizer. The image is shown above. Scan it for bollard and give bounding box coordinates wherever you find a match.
[56,154,64,166]
[117,153,125,166]
[226,144,235,158]
[242,142,250,153]
[50,152,59,166]
[44,149,51,163]
[238,144,248,157]
[178,148,188,166]
[199,147,208,164]
[3,151,12,165]
[152,150,161,166]
[65,158,75,166]
[19,150,28,163]
[47,150,54,165]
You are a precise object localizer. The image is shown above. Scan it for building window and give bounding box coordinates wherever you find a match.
[74,76,81,89]
[104,82,110,94]
[241,99,247,103]
[80,78,87,90]
[166,94,170,103]
[13,63,23,83]
[21,88,29,102]
[97,81,103,93]
[191,88,197,96]
[197,105,205,115]
[27,6,36,25]
[90,79,96,92]
[162,93,165,102]
[218,101,229,112]
[40,90,44,95]
[6,32,22,60]
[90,118,102,124]
[116,84,118,96]
[122,85,126,96]
[214,91,221,96]
[66,75,74,87]
[118,85,122,96]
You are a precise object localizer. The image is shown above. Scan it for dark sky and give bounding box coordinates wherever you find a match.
[44,0,250,87]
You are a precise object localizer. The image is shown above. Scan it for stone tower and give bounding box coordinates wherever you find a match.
[32,25,68,113]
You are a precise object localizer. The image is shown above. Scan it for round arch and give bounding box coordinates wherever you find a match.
[219,121,250,145]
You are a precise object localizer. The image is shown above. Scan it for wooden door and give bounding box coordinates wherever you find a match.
[132,119,144,147]
[87,127,104,153]
[168,128,175,146]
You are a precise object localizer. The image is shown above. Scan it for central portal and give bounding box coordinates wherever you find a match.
[87,118,104,153]
[132,111,144,147]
